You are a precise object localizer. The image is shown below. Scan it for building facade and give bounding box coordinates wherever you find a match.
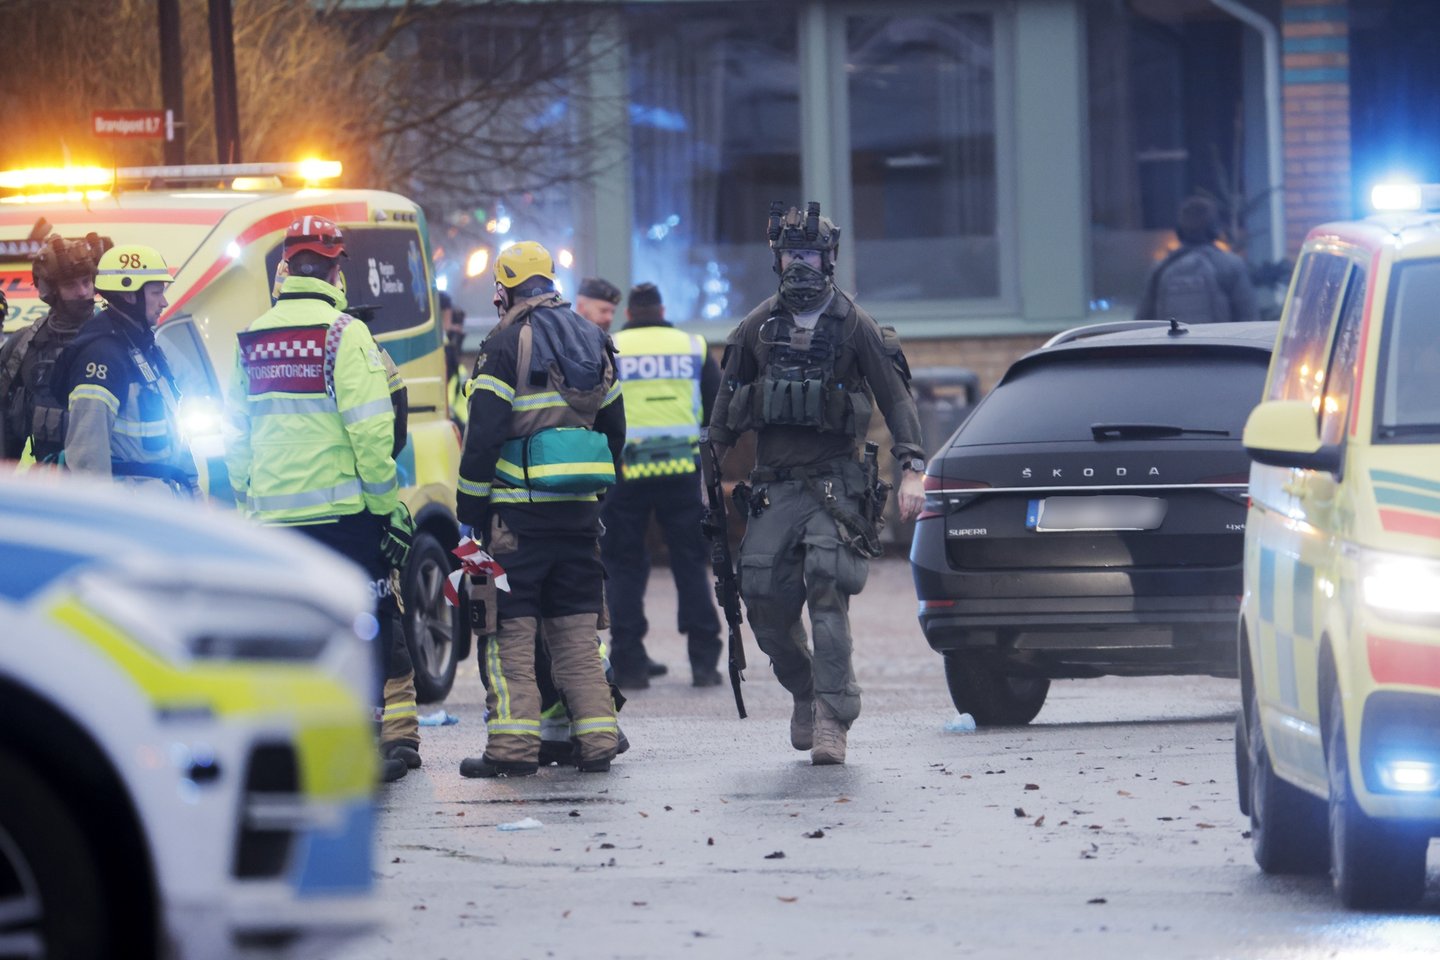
[423,0,1394,389]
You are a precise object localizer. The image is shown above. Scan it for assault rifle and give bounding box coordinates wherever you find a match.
[701,438,747,718]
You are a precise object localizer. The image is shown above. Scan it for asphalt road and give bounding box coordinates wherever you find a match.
[320,558,1440,960]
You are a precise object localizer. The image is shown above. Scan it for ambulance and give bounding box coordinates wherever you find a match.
[1237,182,1440,908]
[0,472,377,957]
[0,162,467,701]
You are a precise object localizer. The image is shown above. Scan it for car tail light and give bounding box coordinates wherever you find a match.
[917,475,990,521]
[919,599,956,610]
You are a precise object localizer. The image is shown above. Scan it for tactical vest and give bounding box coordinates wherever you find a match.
[1,316,79,462]
[612,324,705,479]
[492,296,618,497]
[725,293,873,439]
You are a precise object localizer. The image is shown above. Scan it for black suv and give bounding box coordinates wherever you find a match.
[911,320,1276,725]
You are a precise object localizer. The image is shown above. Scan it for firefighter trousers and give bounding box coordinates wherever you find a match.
[482,526,617,765]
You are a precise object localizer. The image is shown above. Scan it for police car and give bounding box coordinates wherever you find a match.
[0,473,377,957]
[0,162,467,702]
[1237,182,1440,908]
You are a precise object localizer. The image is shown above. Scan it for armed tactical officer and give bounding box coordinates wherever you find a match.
[707,203,926,765]
[225,218,419,783]
[56,245,198,494]
[457,241,626,777]
[0,233,109,463]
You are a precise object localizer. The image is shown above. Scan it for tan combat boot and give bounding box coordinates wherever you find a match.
[791,697,814,751]
[811,700,847,765]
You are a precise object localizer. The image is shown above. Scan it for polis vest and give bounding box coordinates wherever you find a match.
[612,324,705,479]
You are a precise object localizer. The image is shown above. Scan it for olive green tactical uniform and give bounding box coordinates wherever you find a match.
[708,290,922,727]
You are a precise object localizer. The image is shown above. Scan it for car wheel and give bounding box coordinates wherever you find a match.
[1235,709,1251,817]
[1247,683,1328,874]
[0,747,107,960]
[1326,684,1427,909]
[942,652,1049,726]
[403,532,460,704]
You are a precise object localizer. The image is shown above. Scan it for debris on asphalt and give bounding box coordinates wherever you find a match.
[418,709,460,726]
[1033,815,1045,827]
[764,850,786,859]
[804,829,825,838]
[1024,783,1040,790]
[1013,807,1027,818]
[497,817,543,832]
[944,712,977,732]
[1088,897,1107,905]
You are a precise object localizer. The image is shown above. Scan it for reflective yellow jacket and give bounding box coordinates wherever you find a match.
[225,276,398,524]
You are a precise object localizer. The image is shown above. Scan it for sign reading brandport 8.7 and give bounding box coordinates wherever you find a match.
[92,109,174,140]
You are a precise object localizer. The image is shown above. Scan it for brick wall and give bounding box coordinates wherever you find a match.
[1283,0,1352,255]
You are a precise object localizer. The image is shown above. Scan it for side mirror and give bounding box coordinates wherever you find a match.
[1243,400,1342,473]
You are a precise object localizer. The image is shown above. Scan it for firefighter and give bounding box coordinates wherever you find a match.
[55,244,197,494]
[0,233,109,463]
[706,202,926,765]
[225,217,418,783]
[602,282,724,689]
[457,241,625,777]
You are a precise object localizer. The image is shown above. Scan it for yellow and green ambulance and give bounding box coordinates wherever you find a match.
[0,162,466,700]
[1237,183,1440,908]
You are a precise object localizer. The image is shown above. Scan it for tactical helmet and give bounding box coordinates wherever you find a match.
[283,215,347,261]
[767,201,840,276]
[94,245,172,293]
[31,233,110,305]
[493,241,557,289]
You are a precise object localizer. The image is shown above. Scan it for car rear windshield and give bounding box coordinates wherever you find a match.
[955,348,1271,445]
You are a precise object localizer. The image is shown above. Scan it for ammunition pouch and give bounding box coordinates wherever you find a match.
[27,398,66,463]
[730,374,872,438]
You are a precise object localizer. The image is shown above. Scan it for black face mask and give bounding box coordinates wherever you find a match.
[53,296,96,327]
[778,261,830,313]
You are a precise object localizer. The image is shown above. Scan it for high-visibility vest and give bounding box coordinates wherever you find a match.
[612,324,705,478]
[225,275,399,525]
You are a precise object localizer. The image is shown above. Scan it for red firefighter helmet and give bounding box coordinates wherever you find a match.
[281,215,347,261]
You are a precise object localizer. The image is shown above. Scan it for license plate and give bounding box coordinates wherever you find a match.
[1025,496,1166,532]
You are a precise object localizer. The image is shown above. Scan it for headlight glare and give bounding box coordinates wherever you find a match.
[1361,553,1440,616]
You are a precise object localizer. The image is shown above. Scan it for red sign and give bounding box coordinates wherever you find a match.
[92,110,173,140]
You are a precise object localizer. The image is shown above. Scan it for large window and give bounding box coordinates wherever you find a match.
[627,5,800,322]
[847,14,1000,302]
[1086,2,1246,315]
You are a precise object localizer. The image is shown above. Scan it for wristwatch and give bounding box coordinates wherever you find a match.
[901,458,926,474]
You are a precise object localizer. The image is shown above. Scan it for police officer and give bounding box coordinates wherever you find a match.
[457,241,625,777]
[603,282,724,689]
[0,233,109,463]
[55,244,198,494]
[574,276,621,333]
[225,217,419,783]
[707,203,926,765]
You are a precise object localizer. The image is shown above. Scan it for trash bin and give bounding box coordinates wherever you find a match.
[886,366,981,547]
